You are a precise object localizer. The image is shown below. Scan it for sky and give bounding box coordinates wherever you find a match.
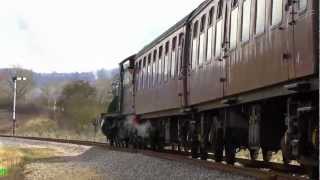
[0,0,204,73]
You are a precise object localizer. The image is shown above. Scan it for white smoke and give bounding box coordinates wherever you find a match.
[124,116,152,138]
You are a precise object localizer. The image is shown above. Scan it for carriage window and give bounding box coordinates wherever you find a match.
[217,0,223,19]
[271,0,283,26]
[208,7,214,25]
[299,0,307,11]
[178,33,184,75]
[255,0,266,35]
[207,26,214,61]
[199,15,206,65]
[135,62,138,89]
[143,57,147,89]
[230,4,238,49]
[171,37,177,77]
[215,20,222,57]
[148,54,152,88]
[232,0,238,7]
[192,21,199,69]
[241,0,251,42]
[200,15,206,33]
[138,61,142,89]
[141,58,144,89]
[158,46,163,83]
[164,41,170,81]
[153,50,157,86]
[207,7,214,61]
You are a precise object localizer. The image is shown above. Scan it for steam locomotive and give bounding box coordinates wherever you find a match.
[101,0,319,177]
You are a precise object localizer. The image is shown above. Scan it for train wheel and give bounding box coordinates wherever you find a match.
[262,149,272,162]
[249,149,259,160]
[191,143,198,159]
[225,147,236,165]
[213,130,223,162]
[214,146,223,162]
[200,145,208,160]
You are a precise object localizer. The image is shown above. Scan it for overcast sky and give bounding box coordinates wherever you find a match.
[0,0,204,73]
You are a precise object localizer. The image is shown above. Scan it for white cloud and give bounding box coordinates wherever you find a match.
[0,0,203,73]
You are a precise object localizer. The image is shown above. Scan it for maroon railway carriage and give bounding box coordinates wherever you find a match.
[104,0,318,177]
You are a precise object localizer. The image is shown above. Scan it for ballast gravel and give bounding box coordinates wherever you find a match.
[0,137,254,180]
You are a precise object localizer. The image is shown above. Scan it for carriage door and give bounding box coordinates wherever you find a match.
[177,33,188,108]
[214,0,228,97]
[287,0,315,78]
[220,0,236,96]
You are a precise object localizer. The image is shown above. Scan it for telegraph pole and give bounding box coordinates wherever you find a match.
[12,76,27,136]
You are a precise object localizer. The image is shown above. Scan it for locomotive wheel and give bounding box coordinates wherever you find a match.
[225,148,236,165]
[191,145,198,159]
[214,148,223,162]
[262,149,272,162]
[249,149,259,160]
[200,145,208,160]
[213,129,223,162]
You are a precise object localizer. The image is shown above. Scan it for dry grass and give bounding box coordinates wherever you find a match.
[0,146,59,180]
[14,117,106,143]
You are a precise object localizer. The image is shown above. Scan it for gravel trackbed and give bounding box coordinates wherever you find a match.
[0,137,254,180]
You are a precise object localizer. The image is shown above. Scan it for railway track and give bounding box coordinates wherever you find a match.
[0,135,308,180]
